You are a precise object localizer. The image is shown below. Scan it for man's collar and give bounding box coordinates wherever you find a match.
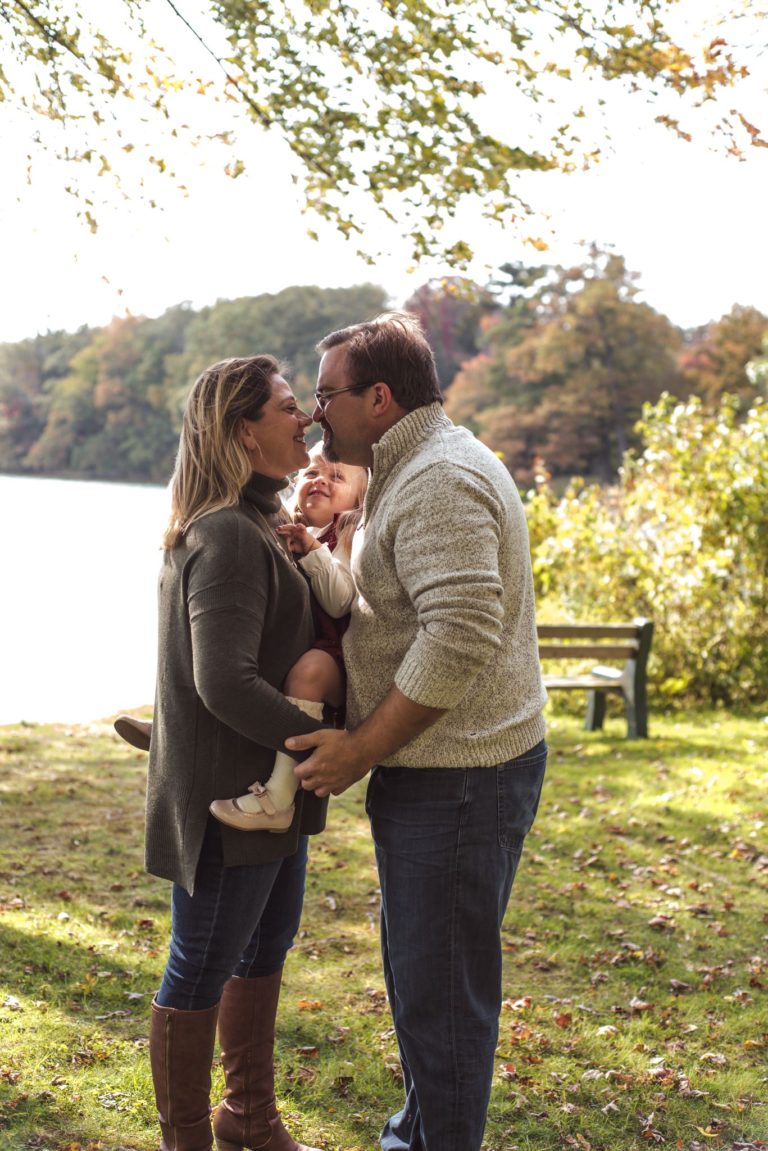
[371,403,449,471]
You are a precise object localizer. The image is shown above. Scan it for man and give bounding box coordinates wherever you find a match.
[286,312,547,1151]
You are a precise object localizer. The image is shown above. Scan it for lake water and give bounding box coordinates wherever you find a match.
[1,474,171,724]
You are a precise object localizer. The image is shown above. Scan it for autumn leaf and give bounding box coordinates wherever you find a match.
[699,1052,728,1066]
[333,1075,353,1097]
[668,979,692,994]
[503,996,532,1012]
[383,1055,403,1081]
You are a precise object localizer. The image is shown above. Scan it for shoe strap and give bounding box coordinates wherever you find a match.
[246,782,278,815]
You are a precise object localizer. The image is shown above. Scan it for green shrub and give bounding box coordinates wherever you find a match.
[526,394,768,705]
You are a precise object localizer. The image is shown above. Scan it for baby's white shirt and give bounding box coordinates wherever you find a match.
[299,527,357,618]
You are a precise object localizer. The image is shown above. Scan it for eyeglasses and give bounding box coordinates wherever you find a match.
[313,382,373,412]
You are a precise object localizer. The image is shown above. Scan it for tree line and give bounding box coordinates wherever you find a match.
[1,253,766,486]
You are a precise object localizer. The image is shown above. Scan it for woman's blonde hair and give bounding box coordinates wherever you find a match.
[164,355,282,549]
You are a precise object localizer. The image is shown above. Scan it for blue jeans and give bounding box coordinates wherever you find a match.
[366,741,547,1151]
[156,819,308,1010]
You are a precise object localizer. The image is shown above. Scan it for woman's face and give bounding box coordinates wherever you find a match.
[294,456,364,527]
[238,376,312,479]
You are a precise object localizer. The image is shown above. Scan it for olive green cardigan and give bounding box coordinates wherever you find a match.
[145,473,327,894]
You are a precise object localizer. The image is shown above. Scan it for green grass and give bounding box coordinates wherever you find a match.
[1,708,767,1151]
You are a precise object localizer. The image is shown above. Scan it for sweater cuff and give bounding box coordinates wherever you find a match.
[394,627,495,709]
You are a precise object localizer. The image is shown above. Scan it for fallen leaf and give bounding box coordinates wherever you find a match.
[0,897,25,911]
[503,996,532,1011]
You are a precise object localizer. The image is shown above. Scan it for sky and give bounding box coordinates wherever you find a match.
[1,0,767,345]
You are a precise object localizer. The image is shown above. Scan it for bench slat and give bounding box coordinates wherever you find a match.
[538,643,638,660]
[537,624,641,640]
[543,675,625,690]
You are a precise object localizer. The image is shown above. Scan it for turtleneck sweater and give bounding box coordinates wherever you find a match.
[145,472,327,894]
[343,403,547,767]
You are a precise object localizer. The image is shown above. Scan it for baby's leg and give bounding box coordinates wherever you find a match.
[285,648,345,708]
[208,649,343,831]
[253,650,343,809]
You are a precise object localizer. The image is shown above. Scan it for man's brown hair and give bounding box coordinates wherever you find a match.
[317,311,443,411]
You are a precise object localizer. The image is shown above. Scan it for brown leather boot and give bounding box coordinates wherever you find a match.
[149,998,219,1151]
[213,972,319,1151]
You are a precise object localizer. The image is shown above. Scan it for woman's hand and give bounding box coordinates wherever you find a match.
[277,523,321,557]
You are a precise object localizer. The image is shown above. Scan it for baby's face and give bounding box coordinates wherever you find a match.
[295,457,363,527]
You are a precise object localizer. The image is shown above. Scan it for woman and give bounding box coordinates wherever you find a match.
[144,356,324,1151]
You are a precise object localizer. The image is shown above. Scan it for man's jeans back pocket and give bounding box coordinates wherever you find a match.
[497,740,547,855]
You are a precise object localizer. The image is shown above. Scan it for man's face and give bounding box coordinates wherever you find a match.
[314,345,376,468]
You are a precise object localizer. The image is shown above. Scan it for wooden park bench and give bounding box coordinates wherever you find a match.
[537,618,653,738]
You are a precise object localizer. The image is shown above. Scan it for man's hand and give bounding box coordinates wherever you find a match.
[286,687,446,798]
[286,728,373,797]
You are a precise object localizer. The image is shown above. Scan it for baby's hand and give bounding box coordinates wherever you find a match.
[276,523,321,557]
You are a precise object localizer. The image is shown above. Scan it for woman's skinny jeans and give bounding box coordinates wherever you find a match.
[156,819,308,1010]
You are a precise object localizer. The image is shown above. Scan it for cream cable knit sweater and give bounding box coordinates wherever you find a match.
[343,403,547,768]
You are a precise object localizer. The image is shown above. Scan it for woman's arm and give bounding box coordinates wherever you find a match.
[186,515,324,751]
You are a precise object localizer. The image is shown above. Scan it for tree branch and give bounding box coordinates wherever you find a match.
[160,0,336,180]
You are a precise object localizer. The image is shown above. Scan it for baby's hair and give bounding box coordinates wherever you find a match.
[293,443,367,559]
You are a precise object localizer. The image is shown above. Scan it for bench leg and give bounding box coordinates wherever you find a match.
[585,690,606,731]
[628,690,649,738]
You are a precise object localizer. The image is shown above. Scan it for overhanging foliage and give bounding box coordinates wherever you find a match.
[1,0,765,262]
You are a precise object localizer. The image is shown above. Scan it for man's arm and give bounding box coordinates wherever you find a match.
[286,687,445,796]
[287,463,505,794]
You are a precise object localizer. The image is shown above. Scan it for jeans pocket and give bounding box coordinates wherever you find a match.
[497,741,547,855]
